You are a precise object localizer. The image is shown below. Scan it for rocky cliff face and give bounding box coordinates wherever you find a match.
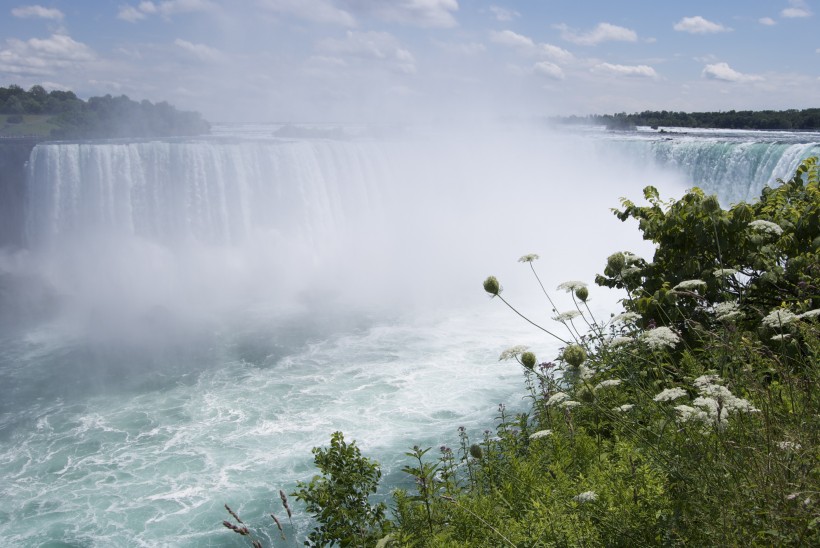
[0,138,39,249]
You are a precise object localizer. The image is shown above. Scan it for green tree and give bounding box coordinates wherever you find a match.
[597,157,820,338]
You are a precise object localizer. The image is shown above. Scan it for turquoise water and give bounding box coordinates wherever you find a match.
[0,307,545,547]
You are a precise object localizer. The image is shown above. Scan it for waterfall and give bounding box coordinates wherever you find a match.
[598,136,820,203]
[25,139,386,250]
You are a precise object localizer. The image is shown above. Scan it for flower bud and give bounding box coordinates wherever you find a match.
[469,444,483,459]
[575,287,589,302]
[702,195,721,215]
[520,352,536,370]
[483,276,500,296]
[606,252,626,273]
[562,344,587,367]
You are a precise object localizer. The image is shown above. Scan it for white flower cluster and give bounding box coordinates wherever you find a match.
[573,491,598,503]
[560,400,581,409]
[762,309,798,329]
[714,301,741,321]
[611,312,641,325]
[557,280,587,292]
[673,405,709,423]
[595,379,622,390]
[498,345,529,361]
[609,336,634,348]
[798,309,820,320]
[546,392,570,407]
[674,374,758,427]
[777,441,801,451]
[693,374,722,390]
[518,253,540,263]
[642,326,681,350]
[672,279,707,292]
[553,310,582,322]
[529,429,552,440]
[653,387,688,402]
[748,219,784,237]
[614,403,635,412]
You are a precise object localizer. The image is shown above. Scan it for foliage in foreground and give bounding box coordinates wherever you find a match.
[223,158,819,546]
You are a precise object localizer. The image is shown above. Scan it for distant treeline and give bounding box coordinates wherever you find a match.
[0,84,210,138]
[553,109,820,131]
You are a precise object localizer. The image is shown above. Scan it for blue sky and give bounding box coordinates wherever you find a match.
[1,0,818,122]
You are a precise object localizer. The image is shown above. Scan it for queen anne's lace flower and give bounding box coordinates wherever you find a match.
[518,253,539,263]
[553,310,582,322]
[762,309,798,329]
[556,280,587,292]
[653,387,688,402]
[560,400,581,409]
[642,326,681,350]
[683,375,759,427]
[614,404,635,412]
[595,379,622,390]
[498,345,529,361]
[714,301,741,321]
[798,309,820,320]
[693,374,722,390]
[573,491,598,503]
[609,336,634,348]
[771,334,792,342]
[673,279,707,292]
[611,312,641,325]
[749,219,784,237]
[546,392,570,406]
[674,404,709,423]
[777,441,801,451]
[529,429,552,440]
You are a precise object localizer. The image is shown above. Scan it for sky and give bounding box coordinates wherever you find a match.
[1,0,818,123]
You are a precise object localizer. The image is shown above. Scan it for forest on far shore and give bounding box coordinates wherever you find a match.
[552,108,820,131]
[0,84,209,139]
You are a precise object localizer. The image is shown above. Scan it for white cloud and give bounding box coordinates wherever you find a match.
[490,30,574,66]
[174,39,224,62]
[489,29,534,49]
[593,62,657,78]
[259,0,356,26]
[11,5,64,19]
[157,0,217,15]
[138,1,158,13]
[318,30,416,74]
[533,61,564,80]
[702,62,763,83]
[557,22,637,46]
[0,33,94,76]
[343,0,459,28]
[489,5,519,22]
[118,0,216,21]
[540,43,573,64]
[759,17,777,25]
[673,16,730,34]
[782,0,812,18]
[118,5,147,21]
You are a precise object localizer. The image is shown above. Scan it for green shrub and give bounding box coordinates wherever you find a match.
[293,432,389,547]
